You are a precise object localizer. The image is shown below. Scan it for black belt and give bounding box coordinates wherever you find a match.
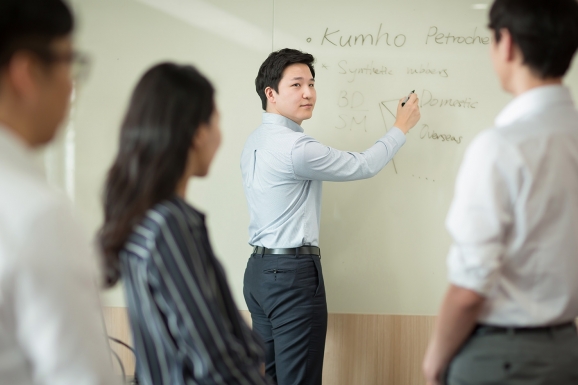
[474,321,576,336]
[252,245,321,256]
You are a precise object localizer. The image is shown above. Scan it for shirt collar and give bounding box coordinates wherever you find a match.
[172,195,205,226]
[0,124,43,175]
[262,112,304,133]
[495,85,573,127]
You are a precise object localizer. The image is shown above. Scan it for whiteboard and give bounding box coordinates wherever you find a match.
[62,0,578,315]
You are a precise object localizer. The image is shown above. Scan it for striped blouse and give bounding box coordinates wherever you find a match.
[120,196,269,385]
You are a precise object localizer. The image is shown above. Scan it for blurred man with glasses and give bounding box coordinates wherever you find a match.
[0,1,119,384]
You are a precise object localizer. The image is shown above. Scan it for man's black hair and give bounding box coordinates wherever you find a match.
[0,0,74,69]
[488,0,578,79]
[255,48,315,110]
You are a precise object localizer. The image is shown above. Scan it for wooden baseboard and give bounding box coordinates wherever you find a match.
[324,313,435,384]
[103,307,435,384]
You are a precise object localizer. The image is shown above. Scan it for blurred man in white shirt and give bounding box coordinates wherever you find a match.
[423,0,578,384]
[0,1,120,384]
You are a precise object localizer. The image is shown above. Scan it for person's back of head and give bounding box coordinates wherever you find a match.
[0,0,77,146]
[488,0,578,79]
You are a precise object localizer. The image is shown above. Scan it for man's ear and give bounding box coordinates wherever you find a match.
[264,86,276,106]
[6,53,37,99]
[498,28,516,63]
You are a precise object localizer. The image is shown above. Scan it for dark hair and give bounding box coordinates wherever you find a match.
[99,63,215,287]
[488,0,578,78]
[255,48,315,110]
[0,0,74,69]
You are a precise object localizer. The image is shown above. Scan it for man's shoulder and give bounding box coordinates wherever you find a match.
[244,123,305,151]
[462,128,522,172]
[468,128,506,153]
[0,166,69,235]
[495,100,578,141]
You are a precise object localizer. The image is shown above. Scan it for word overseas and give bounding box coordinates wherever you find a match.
[426,27,490,45]
[420,125,463,144]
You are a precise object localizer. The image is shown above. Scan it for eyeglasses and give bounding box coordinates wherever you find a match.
[69,51,91,83]
[31,48,92,83]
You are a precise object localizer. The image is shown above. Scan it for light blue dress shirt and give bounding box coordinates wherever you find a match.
[241,113,406,248]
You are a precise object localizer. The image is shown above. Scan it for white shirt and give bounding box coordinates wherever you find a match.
[241,113,406,248]
[0,127,119,385]
[447,85,578,326]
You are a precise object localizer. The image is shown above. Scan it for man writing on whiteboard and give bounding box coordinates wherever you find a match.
[241,48,420,385]
[423,0,578,384]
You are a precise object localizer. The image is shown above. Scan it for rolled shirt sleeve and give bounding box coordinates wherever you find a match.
[291,127,406,181]
[446,130,519,296]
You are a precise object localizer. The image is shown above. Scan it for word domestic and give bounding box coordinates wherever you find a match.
[321,24,406,48]
[338,60,393,82]
[426,27,490,45]
[421,89,478,109]
[420,125,463,144]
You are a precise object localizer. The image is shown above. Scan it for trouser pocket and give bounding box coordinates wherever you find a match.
[312,256,325,297]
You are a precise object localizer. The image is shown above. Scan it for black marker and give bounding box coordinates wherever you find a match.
[402,90,415,107]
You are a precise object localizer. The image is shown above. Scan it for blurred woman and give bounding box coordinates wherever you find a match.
[99,63,269,385]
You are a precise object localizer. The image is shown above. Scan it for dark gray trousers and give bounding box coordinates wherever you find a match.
[243,252,328,385]
[447,324,578,385]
